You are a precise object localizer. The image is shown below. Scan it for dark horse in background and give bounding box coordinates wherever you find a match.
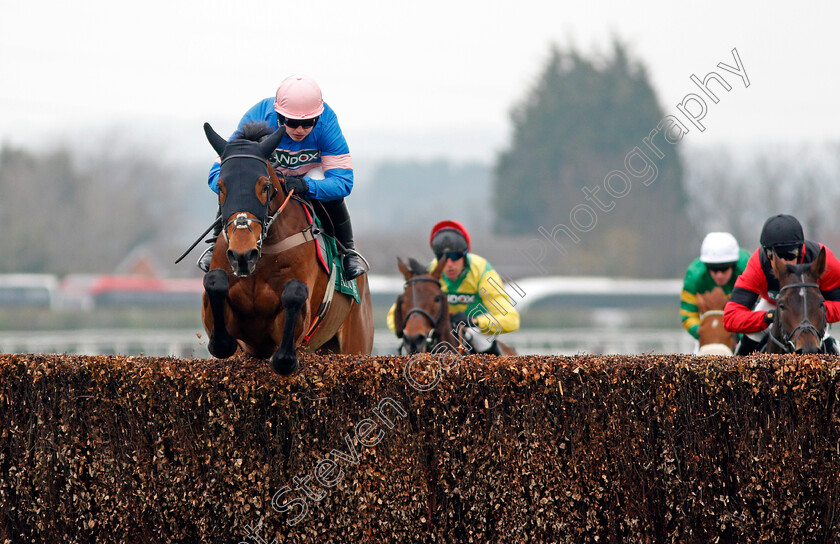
[765,247,829,354]
[393,257,516,355]
[201,122,373,374]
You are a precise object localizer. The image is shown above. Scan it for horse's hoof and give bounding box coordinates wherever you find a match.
[207,340,239,359]
[208,333,238,359]
[271,355,299,376]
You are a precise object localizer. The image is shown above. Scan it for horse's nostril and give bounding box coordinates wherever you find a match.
[246,248,259,263]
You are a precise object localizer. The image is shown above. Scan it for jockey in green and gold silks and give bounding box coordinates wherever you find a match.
[387,220,519,354]
[427,252,520,334]
[680,232,750,340]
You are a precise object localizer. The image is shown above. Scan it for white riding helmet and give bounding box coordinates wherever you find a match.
[700,232,740,264]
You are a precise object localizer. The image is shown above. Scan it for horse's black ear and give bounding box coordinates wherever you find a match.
[204,123,227,157]
[258,128,285,159]
[812,246,827,279]
[397,257,412,280]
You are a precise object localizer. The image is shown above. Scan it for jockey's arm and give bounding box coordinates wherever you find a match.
[817,245,840,323]
[208,161,222,193]
[471,269,520,335]
[680,305,700,339]
[679,266,703,340]
[723,251,769,334]
[302,114,354,201]
[304,164,353,201]
[723,291,767,334]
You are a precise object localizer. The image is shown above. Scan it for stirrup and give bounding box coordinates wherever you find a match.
[343,248,370,272]
[342,256,366,280]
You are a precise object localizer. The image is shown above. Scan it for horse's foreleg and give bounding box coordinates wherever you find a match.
[270,279,309,375]
[204,269,238,359]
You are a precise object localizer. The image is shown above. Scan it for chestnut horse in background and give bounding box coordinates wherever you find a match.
[696,287,738,355]
[201,122,373,374]
[393,257,516,355]
[765,248,828,354]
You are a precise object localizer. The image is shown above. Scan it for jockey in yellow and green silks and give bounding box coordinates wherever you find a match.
[387,220,520,354]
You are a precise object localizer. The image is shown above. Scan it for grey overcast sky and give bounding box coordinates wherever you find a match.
[1,0,838,163]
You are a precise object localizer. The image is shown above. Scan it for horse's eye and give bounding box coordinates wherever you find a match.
[778,303,786,311]
[262,184,270,194]
[821,301,826,308]
[434,295,441,302]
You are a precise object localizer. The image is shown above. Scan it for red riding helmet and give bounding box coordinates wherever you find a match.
[430,220,471,254]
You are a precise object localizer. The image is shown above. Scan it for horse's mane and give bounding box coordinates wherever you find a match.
[407,258,429,277]
[233,121,275,142]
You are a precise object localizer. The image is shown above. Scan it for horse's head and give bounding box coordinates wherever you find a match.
[393,257,451,353]
[204,122,285,277]
[696,287,737,355]
[769,247,827,354]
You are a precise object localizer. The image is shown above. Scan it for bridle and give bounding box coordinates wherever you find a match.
[400,276,445,352]
[220,152,297,275]
[768,282,826,353]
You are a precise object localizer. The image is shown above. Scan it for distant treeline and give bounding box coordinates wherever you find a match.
[3,42,839,278]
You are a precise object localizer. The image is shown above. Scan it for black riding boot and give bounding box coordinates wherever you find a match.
[735,335,764,355]
[321,199,366,280]
[197,208,223,273]
[484,340,503,356]
[823,336,840,355]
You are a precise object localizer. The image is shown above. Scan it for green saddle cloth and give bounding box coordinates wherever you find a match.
[319,227,361,305]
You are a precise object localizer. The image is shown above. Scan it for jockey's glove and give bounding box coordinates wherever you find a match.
[450,311,474,329]
[764,310,775,325]
[284,176,310,197]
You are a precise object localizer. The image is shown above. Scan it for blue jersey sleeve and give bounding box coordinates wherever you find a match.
[304,106,354,201]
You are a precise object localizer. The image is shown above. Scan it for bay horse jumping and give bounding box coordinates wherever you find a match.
[696,287,738,355]
[393,257,516,355]
[765,247,827,354]
[201,122,373,374]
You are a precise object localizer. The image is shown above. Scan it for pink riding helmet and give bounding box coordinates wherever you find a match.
[274,75,325,120]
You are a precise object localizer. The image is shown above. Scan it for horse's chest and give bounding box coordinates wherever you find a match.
[229,282,281,315]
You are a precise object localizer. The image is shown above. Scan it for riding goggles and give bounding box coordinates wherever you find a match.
[771,245,801,261]
[707,262,735,273]
[436,251,466,262]
[278,114,319,129]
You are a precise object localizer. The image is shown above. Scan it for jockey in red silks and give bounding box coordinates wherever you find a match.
[723,214,840,354]
[198,75,366,281]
